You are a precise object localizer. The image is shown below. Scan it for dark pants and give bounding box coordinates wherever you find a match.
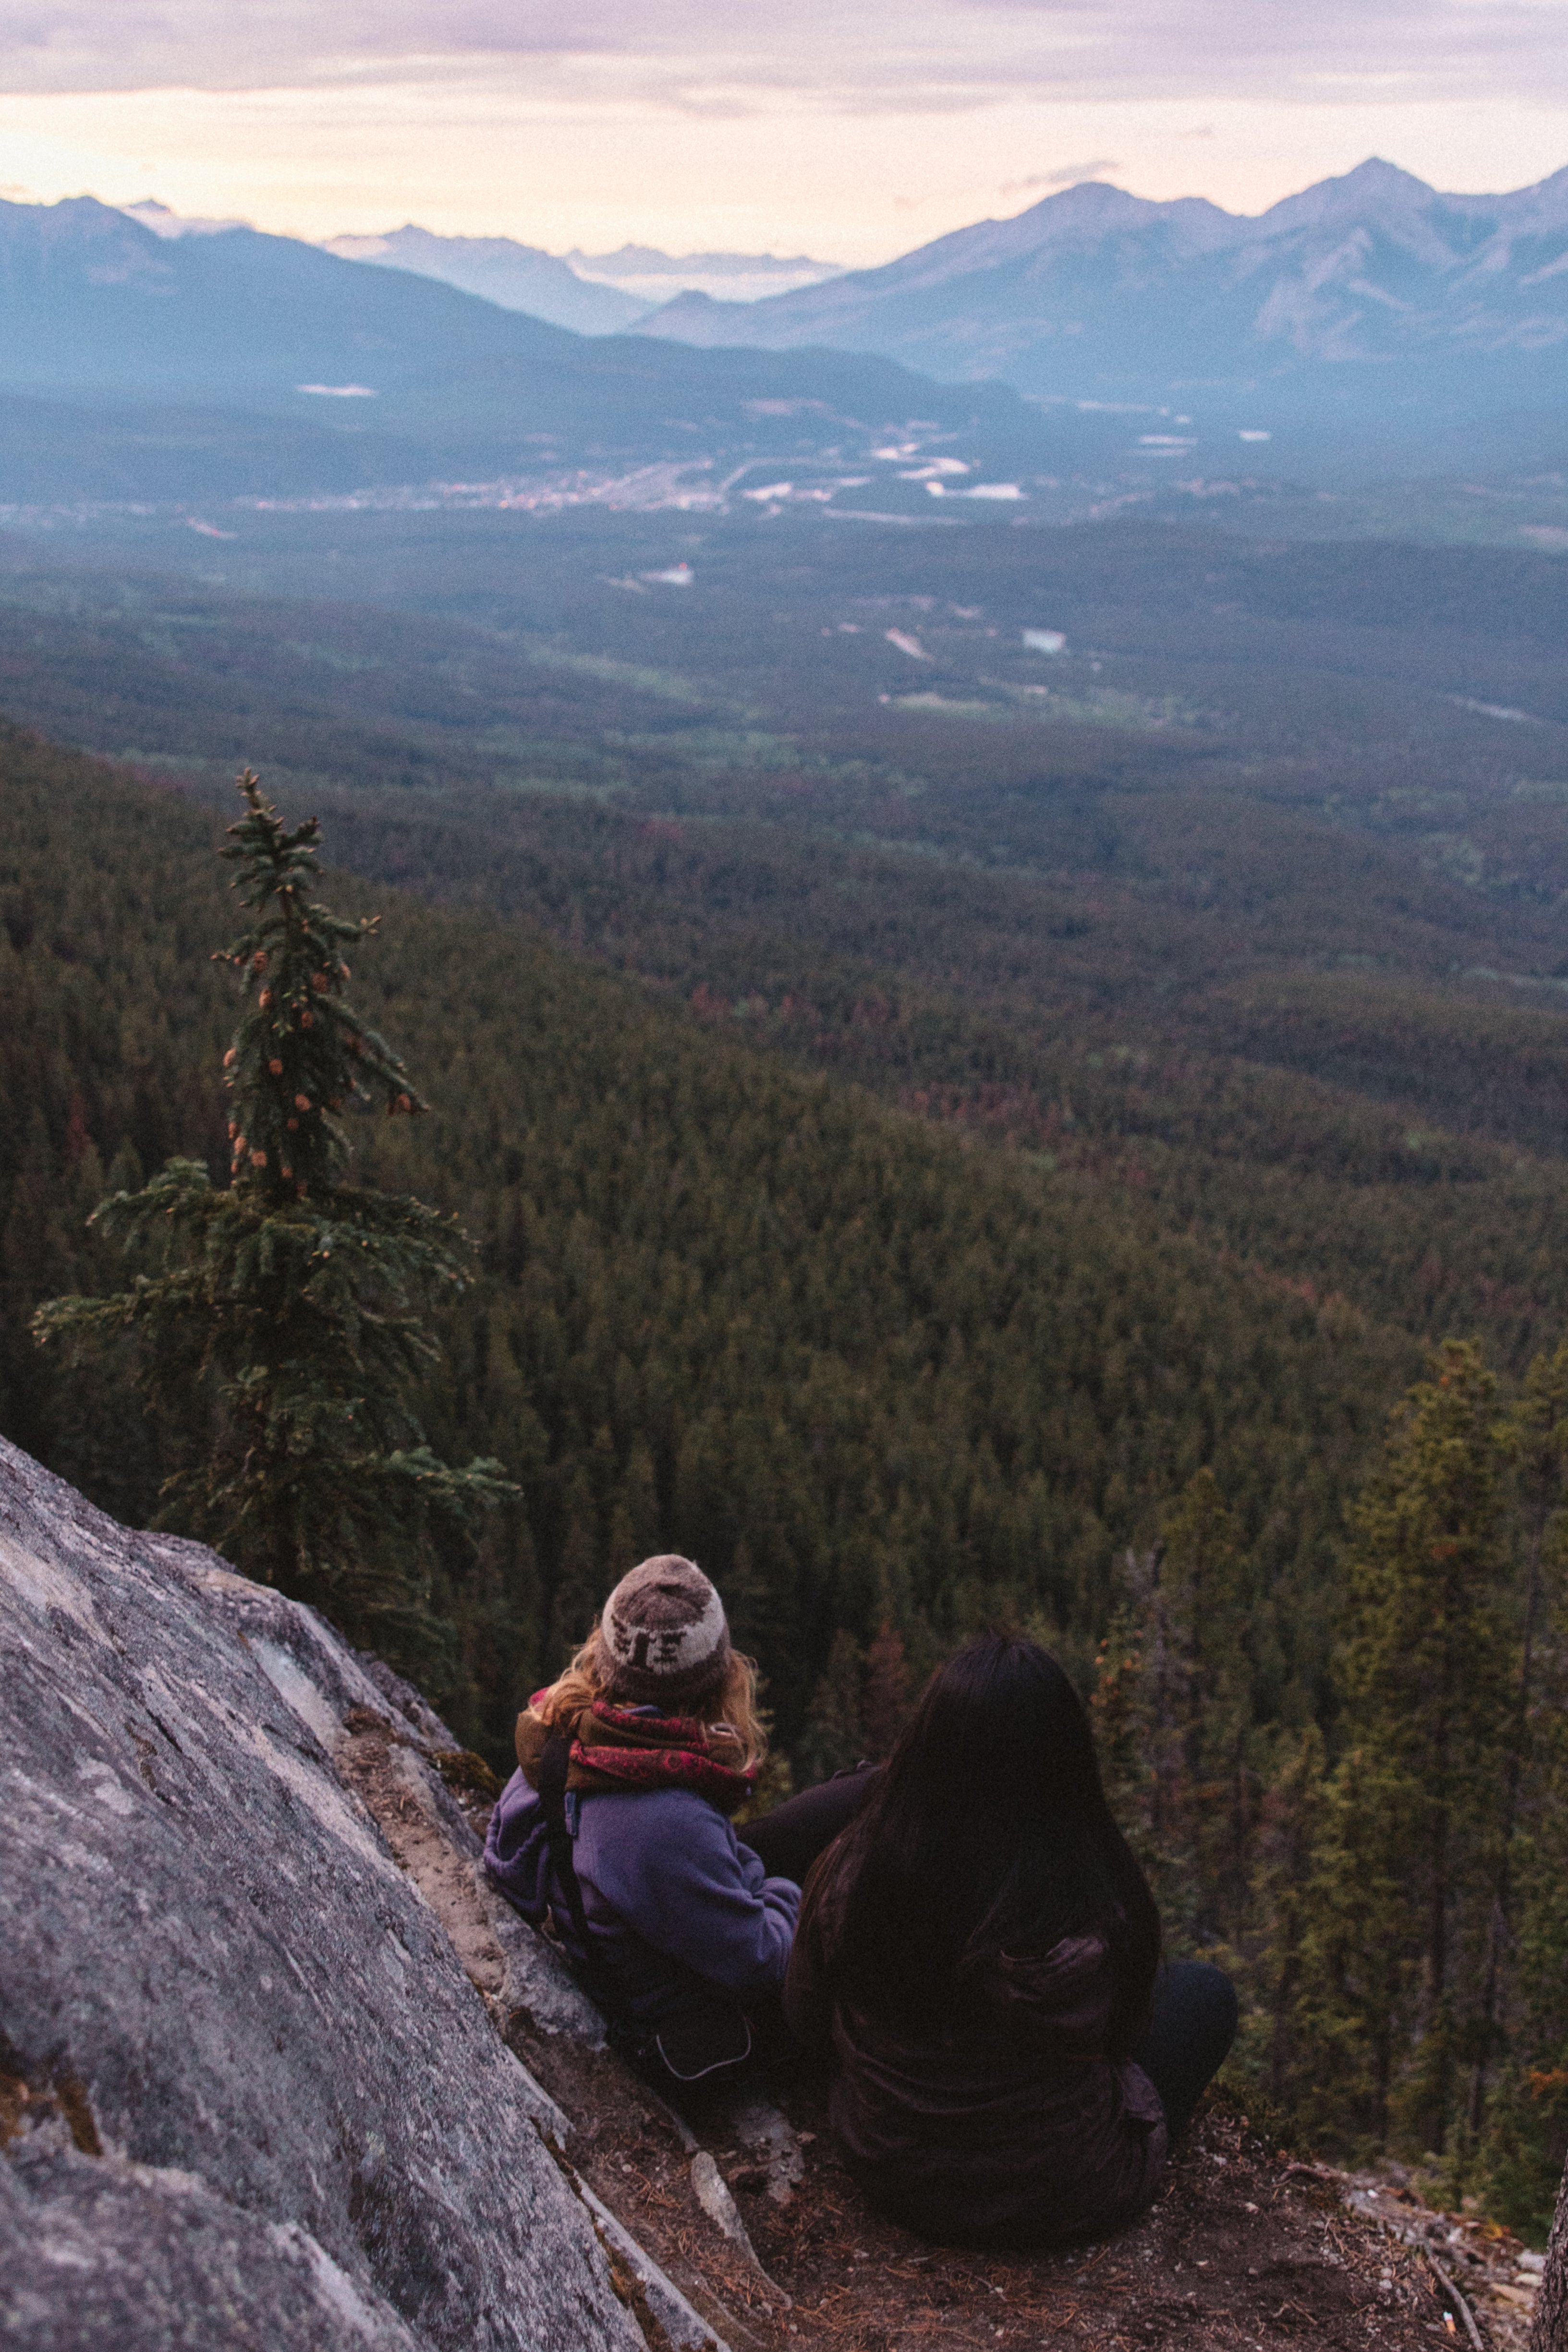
[1131,1961,1238,2140]
[744,1768,1238,2139]
[741,1761,880,1885]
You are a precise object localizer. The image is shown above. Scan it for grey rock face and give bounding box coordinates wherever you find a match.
[1,2121,423,2352]
[0,1436,646,2352]
[483,1865,608,2047]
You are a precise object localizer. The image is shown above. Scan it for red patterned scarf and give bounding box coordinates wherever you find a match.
[515,1695,756,1815]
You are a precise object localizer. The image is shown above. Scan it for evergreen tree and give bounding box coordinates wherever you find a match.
[1252,1724,1327,2112]
[1090,1548,1191,1928]
[1091,1578,1155,1856]
[1294,1740,1414,2148]
[1480,1348,1568,2239]
[1154,1470,1253,1938]
[862,1617,912,1759]
[798,1628,865,1785]
[548,1467,602,1670]
[33,773,511,1693]
[1088,1484,1252,1949]
[1304,1341,1512,2157]
[1469,1346,1568,2168]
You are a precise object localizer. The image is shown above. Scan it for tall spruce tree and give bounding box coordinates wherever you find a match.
[862,1618,913,1760]
[1091,1574,1155,1854]
[798,1628,866,1784]
[1303,1340,1511,2158]
[1252,1723,1327,2111]
[1087,1479,1252,1949]
[1470,1346,1568,2160]
[33,773,511,1693]
[1155,1470,1254,1938]
[1479,1345,1568,2238]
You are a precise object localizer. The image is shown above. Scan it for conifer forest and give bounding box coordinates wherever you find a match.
[3,502,1567,2248]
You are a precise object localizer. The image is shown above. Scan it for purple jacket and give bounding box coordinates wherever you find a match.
[484,1767,801,2026]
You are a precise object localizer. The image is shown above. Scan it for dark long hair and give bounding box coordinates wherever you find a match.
[807,1634,1160,2054]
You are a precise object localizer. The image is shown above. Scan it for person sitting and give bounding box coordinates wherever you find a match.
[783,1631,1237,2248]
[483,1553,800,2094]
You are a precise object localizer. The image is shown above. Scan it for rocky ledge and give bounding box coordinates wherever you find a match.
[2,1436,1558,2352]
[0,1436,655,2352]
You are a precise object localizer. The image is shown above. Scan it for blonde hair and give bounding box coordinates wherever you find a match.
[536,1624,769,1772]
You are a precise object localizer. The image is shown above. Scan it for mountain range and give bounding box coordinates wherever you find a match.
[3,165,1565,516]
[316,229,839,332]
[127,203,842,335]
[316,226,649,336]
[633,160,1568,414]
[0,195,1019,503]
[561,245,842,306]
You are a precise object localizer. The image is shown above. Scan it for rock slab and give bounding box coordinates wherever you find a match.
[0,1436,646,2352]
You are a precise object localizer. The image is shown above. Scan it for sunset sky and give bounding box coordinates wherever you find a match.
[1,2,1566,259]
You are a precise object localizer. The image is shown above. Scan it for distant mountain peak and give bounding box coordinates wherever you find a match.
[313,225,842,321]
[565,242,840,279]
[316,223,648,334]
[327,224,556,267]
[1020,179,1152,218]
[630,159,1568,409]
[1337,156,1433,191]
[119,198,251,239]
[564,244,843,305]
[1259,157,1442,234]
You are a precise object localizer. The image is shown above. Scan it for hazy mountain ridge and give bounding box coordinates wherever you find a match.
[0,194,574,400]
[316,228,842,331]
[563,243,843,306]
[0,194,1021,496]
[632,159,1568,411]
[4,182,1562,517]
[320,225,651,335]
[129,201,840,329]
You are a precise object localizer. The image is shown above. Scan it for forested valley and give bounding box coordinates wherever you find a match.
[2,499,1567,2244]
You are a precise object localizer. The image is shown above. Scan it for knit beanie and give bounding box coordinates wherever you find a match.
[596,1555,732,1710]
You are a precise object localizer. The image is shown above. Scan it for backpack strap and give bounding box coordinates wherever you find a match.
[538,1729,620,2019]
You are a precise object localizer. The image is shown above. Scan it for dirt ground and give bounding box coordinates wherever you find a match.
[517,2022,1483,2352]
[336,1704,1541,2352]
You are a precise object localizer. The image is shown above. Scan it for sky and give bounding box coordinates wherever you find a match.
[1,2,1566,261]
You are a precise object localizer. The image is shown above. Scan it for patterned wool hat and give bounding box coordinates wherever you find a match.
[596,1554,732,1709]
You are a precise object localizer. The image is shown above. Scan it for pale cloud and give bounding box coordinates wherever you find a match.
[3,2,1568,108]
[0,5,1565,258]
[1000,159,1121,193]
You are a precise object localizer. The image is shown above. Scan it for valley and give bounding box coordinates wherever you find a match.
[2,156,1567,2249]
[2,507,1566,1392]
